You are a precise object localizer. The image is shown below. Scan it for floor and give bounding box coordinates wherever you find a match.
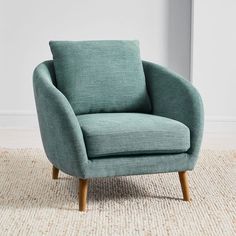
[0,149,235,235]
[0,129,235,150]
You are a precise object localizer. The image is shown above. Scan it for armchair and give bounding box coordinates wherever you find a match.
[33,41,203,211]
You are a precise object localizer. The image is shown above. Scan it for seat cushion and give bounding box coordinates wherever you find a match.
[49,40,151,115]
[77,113,190,159]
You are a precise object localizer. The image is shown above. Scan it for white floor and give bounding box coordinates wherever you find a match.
[0,129,235,150]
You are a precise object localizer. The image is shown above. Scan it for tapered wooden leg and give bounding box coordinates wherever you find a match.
[79,179,88,212]
[178,171,191,201]
[52,166,59,179]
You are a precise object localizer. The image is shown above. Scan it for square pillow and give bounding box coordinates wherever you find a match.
[49,40,151,115]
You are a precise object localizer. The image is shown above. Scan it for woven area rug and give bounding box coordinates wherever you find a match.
[0,149,235,236]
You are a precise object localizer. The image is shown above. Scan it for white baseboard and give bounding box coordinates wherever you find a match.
[205,116,236,134]
[0,111,38,129]
[0,128,43,148]
[203,116,236,149]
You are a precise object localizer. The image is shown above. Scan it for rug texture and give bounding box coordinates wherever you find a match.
[0,149,235,236]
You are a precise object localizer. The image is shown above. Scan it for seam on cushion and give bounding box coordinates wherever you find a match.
[82,129,190,137]
[88,149,189,158]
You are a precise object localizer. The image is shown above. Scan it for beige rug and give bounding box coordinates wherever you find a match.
[0,149,235,236]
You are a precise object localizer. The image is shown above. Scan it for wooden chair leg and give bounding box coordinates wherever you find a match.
[79,179,88,212]
[52,166,59,179]
[178,171,191,201]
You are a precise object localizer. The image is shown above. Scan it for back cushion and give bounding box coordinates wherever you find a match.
[49,40,151,115]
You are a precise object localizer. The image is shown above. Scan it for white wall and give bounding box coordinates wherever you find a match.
[192,0,236,134]
[0,0,191,128]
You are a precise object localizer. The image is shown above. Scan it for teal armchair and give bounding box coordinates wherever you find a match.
[33,41,204,211]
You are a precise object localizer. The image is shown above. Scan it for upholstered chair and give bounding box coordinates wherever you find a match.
[33,40,204,211]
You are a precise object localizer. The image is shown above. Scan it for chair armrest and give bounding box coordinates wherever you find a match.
[143,61,204,168]
[33,61,88,177]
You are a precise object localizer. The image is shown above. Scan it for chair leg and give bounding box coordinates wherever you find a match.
[79,179,88,212]
[178,171,191,201]
[52,165,59,179]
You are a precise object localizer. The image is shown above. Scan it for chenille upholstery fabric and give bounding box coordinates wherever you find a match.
[143,61,204,168]
[78,113,190,158]
[33,58,204,179]
[49,40,151,115]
